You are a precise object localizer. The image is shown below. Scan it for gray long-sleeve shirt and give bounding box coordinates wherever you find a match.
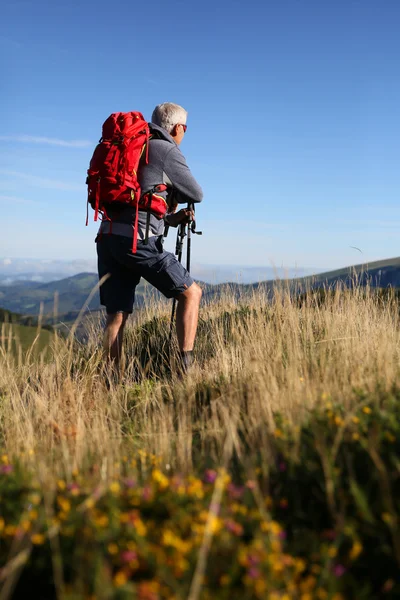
[98,123,203,240]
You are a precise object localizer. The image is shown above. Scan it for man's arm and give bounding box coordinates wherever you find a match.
[163,146,203,204]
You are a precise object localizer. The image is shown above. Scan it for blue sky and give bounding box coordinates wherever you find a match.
[2,0,400,271]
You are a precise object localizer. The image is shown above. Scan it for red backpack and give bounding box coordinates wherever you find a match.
[86,111,167,252]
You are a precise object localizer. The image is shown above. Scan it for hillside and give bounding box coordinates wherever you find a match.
[1,257,400,318]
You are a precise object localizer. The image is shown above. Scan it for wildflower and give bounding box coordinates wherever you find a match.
[316,590,328,600]
[124,478,136,488]
[5,525,17,536]
[225,519,244,536]
[21,520,31,532]
[57,497,71,513]
[333,564,346,577]
[385,432,396,443]
[220,574,230,586]
[121,550,137,563]
[94,514,109,528]
[352,433,360,441]
[382,512,394,525]
[227,483,245,499]
[349,540,363,560]
[68,483,80,496]
[351,416,360,424]
[107,543,119,555]
[84,498,95,509]
[294,558,306,574]
[328,546,337,558]
[362,406,372,414]
[1,454,8,464]
[30,493,41,505]
[0,464,13,474]
[57,480,66,491]
[0,518,4,532]
[187,478,204,499]
[334,416,343,426]
[109,481,121,494]
[31,533,45,545]
[299,377,305,383]
[321,392,329,400]
[273,429,283,438]
[113,570,128,587]
[152,469,169,490]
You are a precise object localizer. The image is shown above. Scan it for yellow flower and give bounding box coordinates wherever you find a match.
[57,497,71,513]
[220,575,230,586]
[321,392,329,400]
[31,533,45,545]
[108,543,119,555]
[351,416,360,424]
[57,480,66,491]
[273,429,283,438]
[152,469,169,490]
[0,518,4,532]
[94,514,109,528]
[109,482,121,494]
[334,416,343,426]
[328,546,337,558]
[382,512,394,525]
[113,570,128,587]
[1,454,8,464]
[349,540,363,560]
[316,589,328,600]
[294,558,306,573]
[255,580,266,595]
[362,406,372,414]
[21,520,31,532]
[5,525,17,536]
[134,519,147,537]
[352,433,360,441]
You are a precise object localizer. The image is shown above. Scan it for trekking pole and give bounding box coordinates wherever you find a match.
[169,220,187,343]
[168,204,202,344]
[186,203,202,273]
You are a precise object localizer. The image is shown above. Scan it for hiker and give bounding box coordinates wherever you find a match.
[93,102,203,373]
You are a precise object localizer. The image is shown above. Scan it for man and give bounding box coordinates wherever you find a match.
[96,102,203,374]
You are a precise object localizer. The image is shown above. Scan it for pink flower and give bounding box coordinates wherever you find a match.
[227,483,244,499]
[333,564,346,577]
[248,567,260,579]
[124,478,136,488]
[204,470,217,484]
[121,550,137,563]
[0,464,13,474]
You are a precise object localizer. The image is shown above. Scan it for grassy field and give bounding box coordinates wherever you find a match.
[0,322,54,357]
[1,282,400,599]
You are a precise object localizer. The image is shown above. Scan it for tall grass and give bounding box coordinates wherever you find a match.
[1,281,399,481]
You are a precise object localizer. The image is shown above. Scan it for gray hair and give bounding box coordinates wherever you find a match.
[151,102,187,134]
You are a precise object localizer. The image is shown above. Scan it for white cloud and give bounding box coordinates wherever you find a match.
[3,259,12,266]
[0,135,92,148]
[0,170,82,191]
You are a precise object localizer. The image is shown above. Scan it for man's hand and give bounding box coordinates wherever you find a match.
[166,208,194,228]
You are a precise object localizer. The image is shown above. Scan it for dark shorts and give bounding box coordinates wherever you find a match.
[96,234,194,314]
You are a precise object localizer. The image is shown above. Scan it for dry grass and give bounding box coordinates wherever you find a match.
[1,281,399,487]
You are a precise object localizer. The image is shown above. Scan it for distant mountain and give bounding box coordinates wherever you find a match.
[1,257,399,319]
[0,257,320,286]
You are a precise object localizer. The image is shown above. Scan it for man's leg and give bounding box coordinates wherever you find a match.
[103,311,129,367]
[175,282,202,369]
